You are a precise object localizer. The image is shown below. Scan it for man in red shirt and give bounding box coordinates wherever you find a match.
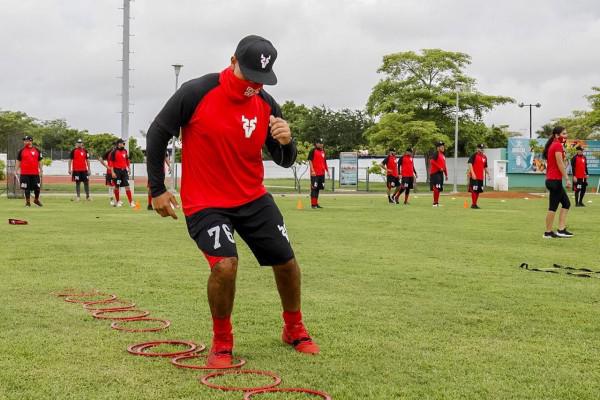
[15,135,43,207]
[68,139,91,201]
[381,148,400,203]
[429,141,448,207]
[307,138,330,209]
[543,126,572,238]
[467,144,490,209]
[146,35,319,368]
[99,142,117,206]
[109,139,135,207]
[397,147,418,205]
[570,145,589,207]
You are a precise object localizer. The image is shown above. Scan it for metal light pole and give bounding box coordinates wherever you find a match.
[170,64,183,193]
[453,84,461,193]
[121,0,131,151]
[518,102,541,139]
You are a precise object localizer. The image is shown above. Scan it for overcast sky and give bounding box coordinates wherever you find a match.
[1,0,599,145]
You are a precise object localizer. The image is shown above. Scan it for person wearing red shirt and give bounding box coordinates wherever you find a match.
[543,126,573,238]
[381,148,400,203]
[307,138,330,209]
[429,141,448,207]
[99,142,117,206]
[109,139,135,207]
[145,35,319,368]
[68,139,91,201]
[570,145,589,207]
[467,144,490,209]
[397,147,418,205]
[15,135,43,207]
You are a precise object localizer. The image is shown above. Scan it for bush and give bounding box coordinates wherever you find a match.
[0,159,5,180]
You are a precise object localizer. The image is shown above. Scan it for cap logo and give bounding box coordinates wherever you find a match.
[260,54,271,69]
[241,115,257,138]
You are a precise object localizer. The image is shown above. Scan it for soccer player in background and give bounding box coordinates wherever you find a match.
[99,142,116,206]
[109,139,135,207]
[15,135,43,207]
[467,144,489,209]
[429,141,448,207]
[147,152,171,211]
[308,138,329,209]
[571,145,589,207]
[543,126,573,238]
[68,139,91,201]
[146,35,319,368]
[381,148,400,203]
[397,147,418,205]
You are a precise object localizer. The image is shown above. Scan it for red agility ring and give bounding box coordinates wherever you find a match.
[127,340,203,357]
[171,353,246,370]
[92,309,150,320]
[244,388,332,399]
[199,370,282,392]
[52,290,97,298]
[110,318,171,332]
[64,293,117,304]
[84,300,136,312]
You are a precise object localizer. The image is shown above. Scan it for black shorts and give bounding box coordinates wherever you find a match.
[429,172,444,192]
[19,174,40,191]
[469,179,484,193]
[387,175,400,189]
[545,179,570,212]
[72,171,89,183]
[113,168,129,187]
[574,178,588,191]
[105,173,114,186]
[401,177,414,190]
[311,175,325,190]
[185,194,295,267]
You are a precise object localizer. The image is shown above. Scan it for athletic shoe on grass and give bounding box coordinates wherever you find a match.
[556,229,574,238]
[206,341,233,368]
[282,323,320,354]
[543,231,558,239]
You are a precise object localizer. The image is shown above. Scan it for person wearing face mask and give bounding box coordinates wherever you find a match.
[15,135,43,207]
[542,126,573,238]
[570,145,589,207]
[145,35,318,368]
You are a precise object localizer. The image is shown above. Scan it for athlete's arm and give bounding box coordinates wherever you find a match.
[15,160,20,176]
[68,159,72,175]
[556,151,570,188]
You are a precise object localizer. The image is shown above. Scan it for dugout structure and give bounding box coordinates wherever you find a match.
[6,133,22,199]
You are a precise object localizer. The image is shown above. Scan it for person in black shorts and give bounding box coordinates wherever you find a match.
[543,126,573,238]
[99,142,116,206]
[146,35,319,368]
[68,139,91,201]
[16,135,43,207]
[571,145,589,207]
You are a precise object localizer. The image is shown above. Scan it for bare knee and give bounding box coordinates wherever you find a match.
[211,257,238,282]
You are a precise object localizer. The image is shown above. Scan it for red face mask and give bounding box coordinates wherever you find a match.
[220,67,263,102]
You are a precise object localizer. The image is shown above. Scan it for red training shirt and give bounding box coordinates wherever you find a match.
[571,154,588,179]
[382,155,399,177]
[103,149,114,174]
[468,152,488,180]
[70,148,89,172]
[308,148,328,176]
[430,151,447,175]
[17,146,42,175]
[545,141,565,180]
[398,155,416,178]
[110,148,130,170]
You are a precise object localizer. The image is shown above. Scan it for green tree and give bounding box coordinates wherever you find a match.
[546,87,600,139]
[366,49,514,156]
[128,137,144,163]
[84,133,119,159]
[0,111,38,152]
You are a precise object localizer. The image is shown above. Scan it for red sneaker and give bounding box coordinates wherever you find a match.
[206,340,233,368]
[282,323,320,354]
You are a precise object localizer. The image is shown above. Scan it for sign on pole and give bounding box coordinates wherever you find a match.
[339,152,358,186]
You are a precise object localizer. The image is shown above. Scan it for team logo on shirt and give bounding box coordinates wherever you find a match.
[244,87,260,97]
[260,54,271,69]
[241,115,257,138]
[31,151,35,156]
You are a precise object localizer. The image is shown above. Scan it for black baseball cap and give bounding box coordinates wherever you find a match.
[576,145,584,151]
[389,147,396,152]
[315,138,324,144]
[477,143,485,149]
[406,147,413,152]
[116,138,125,144]
[76,139,83,143]
[435,141,445,147]
[234,35,278,85]
[22,135,33,141]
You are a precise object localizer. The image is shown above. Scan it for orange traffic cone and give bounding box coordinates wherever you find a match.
[463,200,469,208]
[134,201,141,211]
[296,198,304,210]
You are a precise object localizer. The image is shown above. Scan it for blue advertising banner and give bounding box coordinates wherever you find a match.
[339,152,358,185]
[507,138,600,174]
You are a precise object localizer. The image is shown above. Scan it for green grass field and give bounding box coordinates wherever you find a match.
[2,193,600,399]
